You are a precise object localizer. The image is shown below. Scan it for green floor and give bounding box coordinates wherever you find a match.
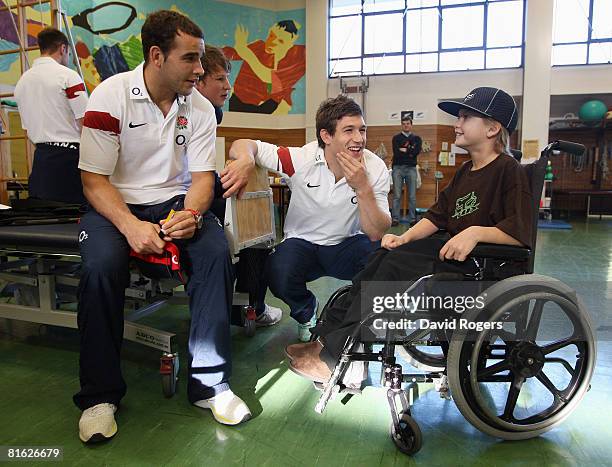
[1,219,611,466]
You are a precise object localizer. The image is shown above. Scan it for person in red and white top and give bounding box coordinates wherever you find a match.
[14,27,88,203]
[225,96,391,342]
[74,11,252,445]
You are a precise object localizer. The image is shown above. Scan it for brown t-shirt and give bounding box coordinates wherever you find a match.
[423,153,533,248]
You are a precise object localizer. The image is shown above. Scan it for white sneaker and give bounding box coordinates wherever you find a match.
[255,304,282,327]
[297,300,319,342]
[193,389,252,425]
[78,403,117,443]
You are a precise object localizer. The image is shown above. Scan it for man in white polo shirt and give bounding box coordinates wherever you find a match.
[225,96,391,342]
[74,11,251,444]
[14,27,88,204]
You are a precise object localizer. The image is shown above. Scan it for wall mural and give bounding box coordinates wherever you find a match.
[0,0,306,115]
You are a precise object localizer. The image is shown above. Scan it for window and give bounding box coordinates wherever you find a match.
[552,0,612,65]
[328,0,525,77]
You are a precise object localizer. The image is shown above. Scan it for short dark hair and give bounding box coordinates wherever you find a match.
[141,10,203,63]
[37,27,68,54]
[401,116,412,124]
[201,45,231,79]
[315,95,363,148]
[276,20,299,37]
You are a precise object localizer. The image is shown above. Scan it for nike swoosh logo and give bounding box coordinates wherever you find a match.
[306,182,320,188]
[129,122,147,128]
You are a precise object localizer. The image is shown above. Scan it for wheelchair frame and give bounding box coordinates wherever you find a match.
[312,141,597,456]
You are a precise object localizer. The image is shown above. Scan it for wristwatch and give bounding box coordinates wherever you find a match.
[185,208,203,229]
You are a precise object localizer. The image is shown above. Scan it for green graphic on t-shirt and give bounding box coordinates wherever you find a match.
[451,191,480,219]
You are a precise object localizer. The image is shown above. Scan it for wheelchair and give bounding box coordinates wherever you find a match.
[311,141,597,456]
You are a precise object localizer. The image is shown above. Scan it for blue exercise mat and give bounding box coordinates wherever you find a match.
[538,220,572,230]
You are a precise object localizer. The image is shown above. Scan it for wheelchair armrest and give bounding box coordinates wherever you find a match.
[469,243,531,260]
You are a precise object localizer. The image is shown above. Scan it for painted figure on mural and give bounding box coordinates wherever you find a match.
[223,20,305,115]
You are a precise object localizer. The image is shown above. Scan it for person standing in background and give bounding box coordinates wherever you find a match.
[391,115,422,226]
[14,27,88,204]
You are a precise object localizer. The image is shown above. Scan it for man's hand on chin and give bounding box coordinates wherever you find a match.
[337,151,369,192]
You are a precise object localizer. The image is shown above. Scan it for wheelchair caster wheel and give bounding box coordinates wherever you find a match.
[160,353,179,398]
[390,411,422,455]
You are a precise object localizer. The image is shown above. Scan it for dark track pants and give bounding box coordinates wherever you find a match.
[73,198,234,410]
[30,143,85,204]
[256,235,379,323]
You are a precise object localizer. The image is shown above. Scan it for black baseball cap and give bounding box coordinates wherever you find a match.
[438,87,518,134]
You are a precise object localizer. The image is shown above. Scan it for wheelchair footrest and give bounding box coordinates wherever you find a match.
[313,381,363,396]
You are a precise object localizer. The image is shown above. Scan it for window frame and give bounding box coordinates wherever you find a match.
[328,0,527,77]
[552,0,612,67]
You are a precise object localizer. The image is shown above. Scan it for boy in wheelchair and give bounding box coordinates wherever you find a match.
[286,87,533,383]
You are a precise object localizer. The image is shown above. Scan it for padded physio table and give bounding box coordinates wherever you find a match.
[0,221,179,353]
[0,167,277,396]
[0,222,80,253]
[0,221,190,396]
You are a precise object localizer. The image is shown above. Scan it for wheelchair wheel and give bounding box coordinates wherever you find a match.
[390,410,422,455]
[447,275,596,440]
[398,338,446,372]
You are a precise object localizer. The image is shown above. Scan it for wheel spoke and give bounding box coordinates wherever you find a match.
[541,336,579,355]
[514,307,528,339]
[477,359,512,379]
[495,329,517,343]
[535,371,564,401]
[525,299,545,341]
[544,357,576,377]
[502,374,525,420]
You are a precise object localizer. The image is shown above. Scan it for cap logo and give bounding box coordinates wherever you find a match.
[464,93,475,101]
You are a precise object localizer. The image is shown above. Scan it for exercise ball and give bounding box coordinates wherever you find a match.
[578,100,607,121]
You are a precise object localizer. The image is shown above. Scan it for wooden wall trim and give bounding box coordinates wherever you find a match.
[217,127,306,160]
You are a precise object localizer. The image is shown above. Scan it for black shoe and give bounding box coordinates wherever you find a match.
[391,219,399,227]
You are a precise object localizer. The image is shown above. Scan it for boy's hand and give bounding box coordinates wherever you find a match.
[382,233,405,250]
[439,227,479,262]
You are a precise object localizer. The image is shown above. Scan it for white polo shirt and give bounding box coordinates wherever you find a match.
[256,140,391,246]
[79,63,217,205]
[14,57,88,144]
